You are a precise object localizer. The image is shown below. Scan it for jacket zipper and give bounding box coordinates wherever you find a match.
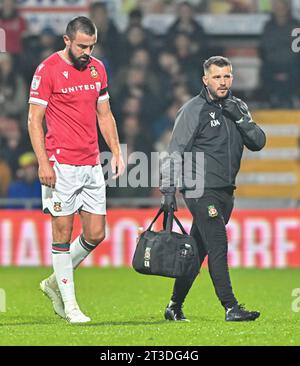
[219,104,232,184]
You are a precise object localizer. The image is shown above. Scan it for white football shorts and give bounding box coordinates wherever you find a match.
[42,159,106,216]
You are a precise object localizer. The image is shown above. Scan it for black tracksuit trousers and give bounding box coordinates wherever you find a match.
[171,188,238,309]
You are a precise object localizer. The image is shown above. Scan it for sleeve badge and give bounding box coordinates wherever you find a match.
[31,75,41,90]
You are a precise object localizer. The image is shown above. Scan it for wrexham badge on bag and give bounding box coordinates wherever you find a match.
[144,247,151,268]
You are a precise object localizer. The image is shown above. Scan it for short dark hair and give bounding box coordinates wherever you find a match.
[203,56,232,74]
[66,16,97,41]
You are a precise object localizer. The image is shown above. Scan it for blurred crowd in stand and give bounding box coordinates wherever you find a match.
[0,0,300,204]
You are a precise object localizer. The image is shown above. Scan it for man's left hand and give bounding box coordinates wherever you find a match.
[222,98,248,124]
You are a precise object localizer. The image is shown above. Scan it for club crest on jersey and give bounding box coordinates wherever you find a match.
[31,75,41,90]
[54,202,62,212]
[89,66,98,78]
[208,205,218,217]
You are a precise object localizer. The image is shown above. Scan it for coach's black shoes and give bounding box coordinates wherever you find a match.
[225,304,260,322]
[164,303,190,322]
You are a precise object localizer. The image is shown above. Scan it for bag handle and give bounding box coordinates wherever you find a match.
[147,207,187,235]
[165,208,187,235]
[173,213,188,235]
[146,208,164,231]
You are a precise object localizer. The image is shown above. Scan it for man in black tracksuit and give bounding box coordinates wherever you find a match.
[160,56,266,322]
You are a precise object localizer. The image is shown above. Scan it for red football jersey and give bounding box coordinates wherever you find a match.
[29,52,109,165]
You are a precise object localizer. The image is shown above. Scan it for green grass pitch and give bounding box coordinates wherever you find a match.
[0,267,299,346]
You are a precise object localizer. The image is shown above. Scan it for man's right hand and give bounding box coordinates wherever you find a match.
[161,194,177,212]
[222,98,248,124]
[38,162,56,188]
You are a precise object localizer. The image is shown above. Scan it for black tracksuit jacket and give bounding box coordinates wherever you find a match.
[160,87,266,194]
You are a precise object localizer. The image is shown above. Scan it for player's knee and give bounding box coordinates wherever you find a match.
[52,227,73,243]
[85,229,105,246]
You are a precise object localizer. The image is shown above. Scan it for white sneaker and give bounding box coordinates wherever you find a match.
[40,278,66,319]
[65,306,91,324]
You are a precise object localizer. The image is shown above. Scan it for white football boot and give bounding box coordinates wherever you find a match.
[65,306,91,324]
[40,278,66,319]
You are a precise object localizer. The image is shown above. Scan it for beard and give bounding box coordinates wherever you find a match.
[68,48,90,70]
[207,86,229,101]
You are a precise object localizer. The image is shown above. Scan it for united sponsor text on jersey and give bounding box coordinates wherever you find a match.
[61,82,101,94]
